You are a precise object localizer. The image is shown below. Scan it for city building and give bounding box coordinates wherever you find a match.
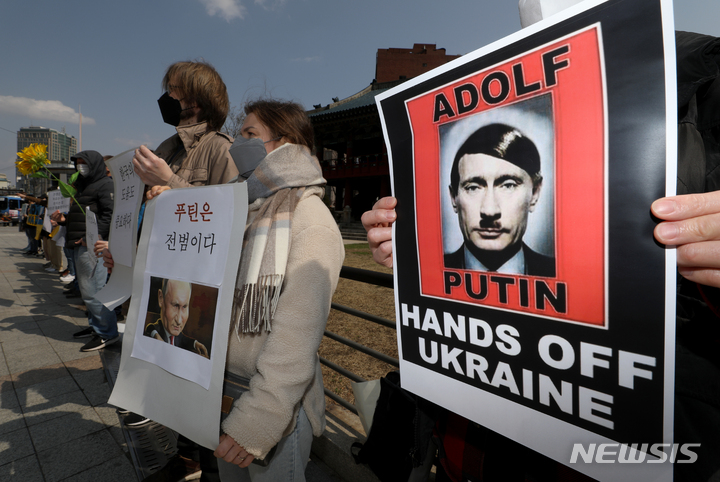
[16,126,77,195]
[309,44,460,221]
[0,174,9,189]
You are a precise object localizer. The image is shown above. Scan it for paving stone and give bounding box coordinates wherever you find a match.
[36,429,124,482]
[11,363,68,389]
[58,453,137,482]
[55,348,100,365]
[20,389,90,427]
[16,375,80,407]
[28,406,105,452]
[0,454,44,482]
[37,318,87,339]
[0,325,43,343]
[0,331,49,353]
[81,381,112,407]
[46,337,86,353]
[0,385,19,409]
[0,313,35,327]
[71,368,106,391]
[65,356,103,374]
[5,345,62,374]
[0,405,26,436]
[0,427,35,466]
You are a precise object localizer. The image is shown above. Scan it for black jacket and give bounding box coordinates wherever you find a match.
[674,31,720,482]
[443,243,556,277]
[63,150,114,246]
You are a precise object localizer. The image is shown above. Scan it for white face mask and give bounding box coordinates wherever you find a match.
[77,164,90,176]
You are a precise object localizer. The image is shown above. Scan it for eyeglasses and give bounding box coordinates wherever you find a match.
[167,84,181,94]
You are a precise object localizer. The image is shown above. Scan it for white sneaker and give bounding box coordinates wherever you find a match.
[45,267,57,273]
[60,274,75,283]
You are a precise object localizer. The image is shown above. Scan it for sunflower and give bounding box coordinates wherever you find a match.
[15,159,34,175]
[17,143,50,171]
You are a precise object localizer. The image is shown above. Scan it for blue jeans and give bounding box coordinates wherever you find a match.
[73,246,117,338]
[64,246,76,277]
[25,226,38,252]
[217,406,313,482]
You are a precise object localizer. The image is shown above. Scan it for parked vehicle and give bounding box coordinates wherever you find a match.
[0,196,23,226]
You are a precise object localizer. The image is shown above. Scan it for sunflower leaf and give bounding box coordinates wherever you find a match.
[58,181,77,198]
[30,171,48,179]
[69,171,80,184]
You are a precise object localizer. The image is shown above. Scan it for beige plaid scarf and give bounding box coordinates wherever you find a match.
[231,143,326,334]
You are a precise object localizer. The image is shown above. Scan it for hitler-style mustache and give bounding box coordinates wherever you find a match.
[478,218,508,231]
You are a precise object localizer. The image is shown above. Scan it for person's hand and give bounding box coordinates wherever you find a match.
[146,185,172,201]
[102,248,115,274]
[361,196,397,268]
[195,341,209,359]
[50,210,65,224]
[214,434,254,468]
[132,145,174,186]
[94,240,109,258]
[75,238,83,246]
[652,191,720,288]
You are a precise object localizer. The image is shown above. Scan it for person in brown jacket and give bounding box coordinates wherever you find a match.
[132,60,239,188]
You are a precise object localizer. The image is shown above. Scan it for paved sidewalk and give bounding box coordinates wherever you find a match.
[0,227,135,481]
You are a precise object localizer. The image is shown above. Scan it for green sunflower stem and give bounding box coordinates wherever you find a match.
[44,167,85,216]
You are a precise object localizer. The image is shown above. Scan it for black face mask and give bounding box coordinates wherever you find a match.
[158,92,182,126]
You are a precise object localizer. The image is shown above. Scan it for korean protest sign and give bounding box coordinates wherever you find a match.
[375,0,677,480]
[109,182,248,450]
[96,148,146,310]
[44,189,71,246]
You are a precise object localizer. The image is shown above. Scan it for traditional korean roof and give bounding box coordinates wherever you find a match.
[308,82,399,120]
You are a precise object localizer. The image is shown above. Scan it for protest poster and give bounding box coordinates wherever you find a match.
[376,0,677,480]
[109,182,248,450]
[95,149,145,310]
[45,189,71,246]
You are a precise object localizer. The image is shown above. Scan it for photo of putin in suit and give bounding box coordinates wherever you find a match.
[445,123,555,277]
[144,278,209,358]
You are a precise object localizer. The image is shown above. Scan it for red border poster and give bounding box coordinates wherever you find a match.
[410,26,606,326]
[376,1,677,480]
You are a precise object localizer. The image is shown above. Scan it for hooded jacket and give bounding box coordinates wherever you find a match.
[63,150,114,246]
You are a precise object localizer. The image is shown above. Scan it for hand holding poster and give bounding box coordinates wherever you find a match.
[109,182,248,450]
[45,189,71,246]
[376,0,676,480]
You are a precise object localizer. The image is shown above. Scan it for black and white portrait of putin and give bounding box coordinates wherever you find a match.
[445,123,555,277]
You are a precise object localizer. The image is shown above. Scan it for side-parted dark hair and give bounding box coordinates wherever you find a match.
[450,123,542,194]
[245,99,314,151]
[162,61,229,131]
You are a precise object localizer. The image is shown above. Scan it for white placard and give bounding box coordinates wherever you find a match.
[85,209,99,267]
[146,185,234,287]
[107,148,145,267]
[44,189,72,234]
[109,182,248,450]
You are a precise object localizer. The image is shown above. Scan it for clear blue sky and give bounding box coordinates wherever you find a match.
[0,0,717,180]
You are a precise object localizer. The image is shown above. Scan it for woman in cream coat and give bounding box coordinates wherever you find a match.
[213,100,344,481]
